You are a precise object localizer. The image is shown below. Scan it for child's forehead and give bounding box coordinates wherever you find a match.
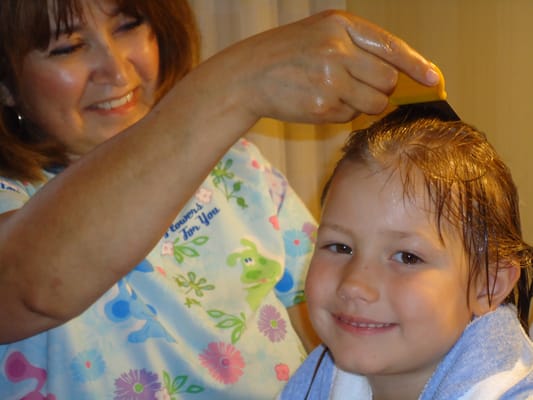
[331,160,462,239]
[330,162,423,216]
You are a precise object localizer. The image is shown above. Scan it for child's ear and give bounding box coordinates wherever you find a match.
[470,261,520,316]
[0,82,15,107]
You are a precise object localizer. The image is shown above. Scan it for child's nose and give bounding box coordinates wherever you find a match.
[336,261,379,303]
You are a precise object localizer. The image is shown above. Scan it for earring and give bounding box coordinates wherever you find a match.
[12,109,26,134]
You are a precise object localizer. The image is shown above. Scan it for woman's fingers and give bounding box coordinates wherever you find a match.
[192,10,439,126]
[268,10,439,120]
[342,12,440,86]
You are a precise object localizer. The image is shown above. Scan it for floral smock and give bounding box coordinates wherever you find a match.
[0,138,316,400]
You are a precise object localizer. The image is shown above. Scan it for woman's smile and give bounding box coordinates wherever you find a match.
[89,89,135,112]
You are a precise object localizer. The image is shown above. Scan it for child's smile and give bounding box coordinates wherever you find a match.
[306,161,476,396]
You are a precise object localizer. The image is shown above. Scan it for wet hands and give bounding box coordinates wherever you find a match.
[216,10,439,125]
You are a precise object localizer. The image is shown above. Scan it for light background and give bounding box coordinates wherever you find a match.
[191,0,533,242]
[348,0,533,241]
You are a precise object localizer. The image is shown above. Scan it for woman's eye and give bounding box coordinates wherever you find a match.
[392,251,422,265]
[117,16,144,33]
[49,42,84,56]
[325,243,353,255]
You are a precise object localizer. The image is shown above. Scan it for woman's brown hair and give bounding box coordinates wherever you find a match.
[0,0,200,182]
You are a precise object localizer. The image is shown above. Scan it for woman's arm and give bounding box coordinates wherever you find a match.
[0,10,438,343]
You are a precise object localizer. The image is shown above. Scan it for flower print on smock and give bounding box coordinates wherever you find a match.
[0,138,316,400]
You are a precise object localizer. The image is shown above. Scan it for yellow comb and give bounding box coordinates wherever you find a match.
[390,65,447,105]
[389,65,459,120]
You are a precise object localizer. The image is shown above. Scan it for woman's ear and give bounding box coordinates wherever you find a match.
[0,82,15,107]
[470,261,520,317]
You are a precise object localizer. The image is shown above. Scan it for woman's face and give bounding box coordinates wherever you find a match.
[13,0,160,156]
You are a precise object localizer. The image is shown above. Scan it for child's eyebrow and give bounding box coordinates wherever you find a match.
[382,229,447,249]
[320,221,425,236]
[320,222,444,247]
[384,230,420,239]
[317,222,353,236]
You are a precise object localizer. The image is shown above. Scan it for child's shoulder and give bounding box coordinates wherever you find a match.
[422,305,533,399]
[279,345,335,400]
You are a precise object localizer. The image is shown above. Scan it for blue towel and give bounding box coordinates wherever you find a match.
[421,305,533,399]
[279,305,533,399]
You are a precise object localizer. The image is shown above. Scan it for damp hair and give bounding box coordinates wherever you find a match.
[322,104,533,330]
[0,0,200,182]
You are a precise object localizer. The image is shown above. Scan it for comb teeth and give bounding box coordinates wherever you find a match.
[390,69,447,105]
[396,101,460,122]
[389,66,460,121]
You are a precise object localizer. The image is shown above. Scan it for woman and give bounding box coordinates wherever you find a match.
[0,0,439,398]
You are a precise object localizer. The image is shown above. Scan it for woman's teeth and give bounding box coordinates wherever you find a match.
[94,92,133,110]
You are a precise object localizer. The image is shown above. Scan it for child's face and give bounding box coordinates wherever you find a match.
[306,161,474,387]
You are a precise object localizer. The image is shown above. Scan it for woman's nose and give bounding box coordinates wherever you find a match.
[90,41,128,86]
[336,261,380,303]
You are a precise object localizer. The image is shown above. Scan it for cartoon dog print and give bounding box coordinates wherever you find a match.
[227,239,282,311]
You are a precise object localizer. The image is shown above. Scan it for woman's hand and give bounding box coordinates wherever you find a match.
[0,9,438,343]
[192,10,439,127]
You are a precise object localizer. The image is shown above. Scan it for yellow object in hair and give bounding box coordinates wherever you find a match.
[389,65,447,106]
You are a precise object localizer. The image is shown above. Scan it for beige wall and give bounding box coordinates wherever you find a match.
[347,0,533,241]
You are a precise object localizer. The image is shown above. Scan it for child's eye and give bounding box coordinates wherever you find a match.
[325,243,353,255]
[392,251,422,265]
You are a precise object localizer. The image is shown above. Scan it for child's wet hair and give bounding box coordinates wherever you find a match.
[323,104,533,329]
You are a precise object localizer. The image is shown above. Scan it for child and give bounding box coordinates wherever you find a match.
[279,104,533,399]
